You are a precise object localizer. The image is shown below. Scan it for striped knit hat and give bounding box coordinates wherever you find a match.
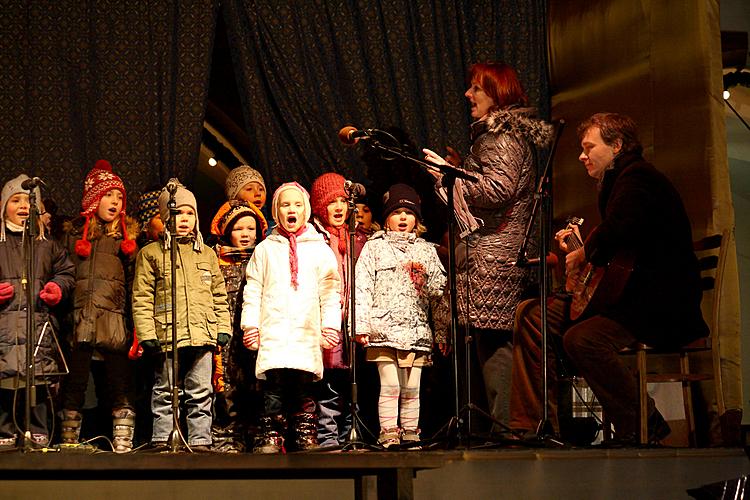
[210,199,268,245]
[137,188,162,229]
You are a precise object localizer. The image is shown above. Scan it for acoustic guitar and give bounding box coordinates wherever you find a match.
[563,217,635,321]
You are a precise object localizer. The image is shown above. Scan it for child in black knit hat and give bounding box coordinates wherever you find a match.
[354,183,447,448]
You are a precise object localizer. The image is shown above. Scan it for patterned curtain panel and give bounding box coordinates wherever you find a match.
[222,0,549,201]
[0,0,218,216]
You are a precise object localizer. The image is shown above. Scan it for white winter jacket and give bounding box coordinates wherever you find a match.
[355,231,446,353]
[240,224,341,381]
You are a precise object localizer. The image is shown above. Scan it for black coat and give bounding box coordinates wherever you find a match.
[0,231,75,381]
[584,151,709,348]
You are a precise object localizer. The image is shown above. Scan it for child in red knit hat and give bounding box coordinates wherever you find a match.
[59,159,140,453]
[309,172,369,448]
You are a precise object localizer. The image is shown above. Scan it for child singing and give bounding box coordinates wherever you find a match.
[241,182,341,453]
[355,184,446,448]
[0,175,75,449]
[132,179,231,451]
[309,172,367,447]
[59,160,140,453]
[209,199,267,452]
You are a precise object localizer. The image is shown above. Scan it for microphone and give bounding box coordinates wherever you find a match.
[165,178,180,194]
[513,253,559,267]
[338,126,376,145]
[344,179,366,198]
[21,177,44,190]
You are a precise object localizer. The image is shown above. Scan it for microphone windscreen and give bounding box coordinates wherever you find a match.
[338,126,359,145]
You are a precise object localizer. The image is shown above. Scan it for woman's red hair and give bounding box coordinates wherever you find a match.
[469,63,528,110]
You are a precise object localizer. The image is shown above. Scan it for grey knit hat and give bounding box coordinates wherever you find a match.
[158,178,203,251]
[225,165,265,201]
[1,174,44,242]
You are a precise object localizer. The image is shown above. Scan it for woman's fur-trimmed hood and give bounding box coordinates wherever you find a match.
[479,107,554,149]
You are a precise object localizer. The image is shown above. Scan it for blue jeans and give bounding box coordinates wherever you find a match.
[317,369,352,446]
[152,348,213,446]
[475,329,513,432]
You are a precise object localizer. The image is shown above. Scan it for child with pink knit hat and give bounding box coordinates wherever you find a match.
[59,159,140,453]
[240,182,341,453]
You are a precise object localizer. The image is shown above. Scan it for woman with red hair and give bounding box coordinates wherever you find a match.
[424,62,553,434]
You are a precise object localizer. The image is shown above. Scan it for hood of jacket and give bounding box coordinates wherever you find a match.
[474,106,554,149]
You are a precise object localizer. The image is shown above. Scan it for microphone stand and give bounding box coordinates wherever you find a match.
[22,188,41,452]
[339,193,377,451]
[361,139,480,448]
[166,183,185,453]
[515,120,565,444]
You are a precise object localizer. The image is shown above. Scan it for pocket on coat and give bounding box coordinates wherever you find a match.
[369,307,391,342]
[196,263,213,287]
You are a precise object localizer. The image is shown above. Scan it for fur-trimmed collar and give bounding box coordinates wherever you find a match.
[473,107,554,149]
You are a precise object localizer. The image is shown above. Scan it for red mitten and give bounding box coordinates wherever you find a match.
[243,327,260,350]
[39,281,62,306]
[320,328,340,349]
[0,282,15,304]
[128,331,143,360]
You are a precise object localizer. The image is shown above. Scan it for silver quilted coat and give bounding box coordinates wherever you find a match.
[444,107,553,332]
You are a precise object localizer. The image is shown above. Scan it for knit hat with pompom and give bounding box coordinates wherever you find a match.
[75,160,136,258]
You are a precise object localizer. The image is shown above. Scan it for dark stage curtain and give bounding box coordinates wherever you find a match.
[222,0,549,208]
[0,0,218,216]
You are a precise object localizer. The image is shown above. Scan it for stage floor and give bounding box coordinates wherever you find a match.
[1,446,748,499]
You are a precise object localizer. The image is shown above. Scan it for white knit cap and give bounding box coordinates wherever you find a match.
[1,174,44,242]
[225,165,265,200]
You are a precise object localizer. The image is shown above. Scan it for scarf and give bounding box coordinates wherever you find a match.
[325,224,348,257]
[216,243,254,266]
[276,224,308,290]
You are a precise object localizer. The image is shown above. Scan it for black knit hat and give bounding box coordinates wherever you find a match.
[382,183,421,221]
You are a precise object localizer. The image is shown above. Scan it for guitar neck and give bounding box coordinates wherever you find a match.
[564,231,583,250]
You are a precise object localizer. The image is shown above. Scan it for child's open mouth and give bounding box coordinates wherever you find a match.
[287,215,297,225]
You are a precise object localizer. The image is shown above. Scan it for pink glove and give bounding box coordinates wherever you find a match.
[320,328,340,349]
[0,282,14,304]
[355,333,370,346]
[39,282,62,306]
[243,327,260,350]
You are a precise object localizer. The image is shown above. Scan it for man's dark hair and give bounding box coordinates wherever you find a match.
[577,112,642,155]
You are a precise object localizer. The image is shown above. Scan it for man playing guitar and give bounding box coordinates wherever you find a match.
[508,112,708,445]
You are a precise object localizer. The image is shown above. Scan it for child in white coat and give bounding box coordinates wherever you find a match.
[241,182,341,453]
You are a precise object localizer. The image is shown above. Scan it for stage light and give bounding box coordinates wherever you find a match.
[208,157,217,167]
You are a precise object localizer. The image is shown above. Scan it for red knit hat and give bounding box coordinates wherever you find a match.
[310,172,347,221]
[75,159,136,258]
